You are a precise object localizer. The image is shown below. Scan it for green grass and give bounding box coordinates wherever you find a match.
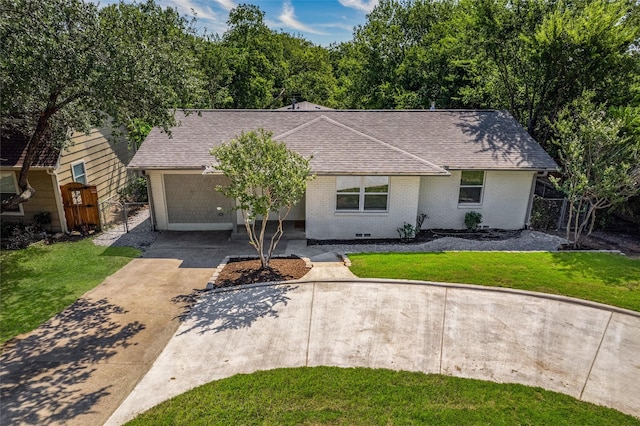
[0,238,140,345]
[127,367,639,425]
[348,252,640,311]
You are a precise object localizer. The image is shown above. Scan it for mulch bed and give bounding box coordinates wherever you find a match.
[308,229,522,246]
[215,257,311,288]
[555,231,640,257]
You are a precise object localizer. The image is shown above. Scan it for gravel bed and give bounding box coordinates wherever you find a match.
[93,207,159,251]
[92,210,567,255]
[316,230,568,254]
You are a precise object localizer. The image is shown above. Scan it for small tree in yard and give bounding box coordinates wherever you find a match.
[550,93,640,247]
[211,129,313,269]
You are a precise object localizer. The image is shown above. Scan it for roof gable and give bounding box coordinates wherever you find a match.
[275,116,448,175]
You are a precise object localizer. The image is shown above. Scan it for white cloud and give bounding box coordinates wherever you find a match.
[166,0,218,21]
[213,0,236,11]
[338,0,379,13]
[278,0,326,35]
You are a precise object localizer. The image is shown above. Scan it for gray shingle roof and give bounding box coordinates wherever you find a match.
[0,131,60,168]
[129,109,558,174]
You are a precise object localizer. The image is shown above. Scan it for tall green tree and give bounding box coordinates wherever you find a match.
[211,129,313,268]
[0,0,205,211]
[333,0,466,109]
[460,0,639,144]
[550,93,640,247]
[221,4,280,108]
[198,4,337,109]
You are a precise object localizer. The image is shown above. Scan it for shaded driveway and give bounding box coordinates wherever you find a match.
[0,231,262,426]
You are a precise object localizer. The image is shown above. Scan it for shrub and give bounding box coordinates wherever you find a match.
[33,211,52,227]
[530,197,561,230]
[397,222,417,241]
[117,177,148,202]
[464,211,483,231]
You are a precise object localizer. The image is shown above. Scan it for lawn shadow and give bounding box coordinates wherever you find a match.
[0,298,145,424]
[174,284,298,336]
[550,252,640,288]
[0,247,44,299]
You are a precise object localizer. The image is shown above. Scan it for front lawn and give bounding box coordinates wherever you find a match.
[0,239,140,345]
[127,367,639,425]
[349,252,640,311]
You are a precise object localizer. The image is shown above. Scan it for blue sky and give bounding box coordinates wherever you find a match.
[101,0,378,45]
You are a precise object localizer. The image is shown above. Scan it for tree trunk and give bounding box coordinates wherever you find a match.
[1,101,57,212]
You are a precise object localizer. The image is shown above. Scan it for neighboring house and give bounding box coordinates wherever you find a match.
[1,126,136,232]
[129,109,558,240]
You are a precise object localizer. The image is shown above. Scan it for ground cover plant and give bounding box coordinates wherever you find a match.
[126,367,639,425]
[0,239,140,345]
[349,252,640,312]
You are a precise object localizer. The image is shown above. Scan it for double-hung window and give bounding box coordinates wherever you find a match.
[336,176,389,212]
[71,161,87,184]
[1,172,23,215]
[458,170,485,204]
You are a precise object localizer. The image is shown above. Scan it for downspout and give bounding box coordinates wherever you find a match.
[524,171,546,229]
[47,168,68,233]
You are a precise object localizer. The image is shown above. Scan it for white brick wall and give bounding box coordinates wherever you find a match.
[418,170,536,230]
[306,175,420,240]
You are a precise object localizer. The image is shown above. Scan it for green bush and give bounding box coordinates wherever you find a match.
[118,177,148,202]
[33,211,52,226]
[464,211,482,231]
[530,197,561,230]
[397,222,417,241]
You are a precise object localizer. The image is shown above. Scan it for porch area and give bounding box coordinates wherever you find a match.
[231,220,306,241]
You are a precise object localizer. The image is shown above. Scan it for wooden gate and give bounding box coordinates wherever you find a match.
[60,182,101,233]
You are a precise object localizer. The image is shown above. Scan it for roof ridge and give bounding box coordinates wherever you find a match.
[313,115,449,174]
[273,115,328,140]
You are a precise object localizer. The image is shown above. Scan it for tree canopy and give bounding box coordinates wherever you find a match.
[550,93,640,246]
[0,0,205,211]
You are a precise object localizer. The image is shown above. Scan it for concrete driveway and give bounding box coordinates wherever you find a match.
[0,231,264,426]
[108,280,640,424]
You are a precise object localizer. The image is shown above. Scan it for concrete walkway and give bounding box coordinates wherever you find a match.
[107,280,640,424]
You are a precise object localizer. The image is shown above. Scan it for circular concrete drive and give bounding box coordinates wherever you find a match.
[107,280,640,424]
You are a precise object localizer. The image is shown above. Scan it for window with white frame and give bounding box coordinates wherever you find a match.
[71,161,87,184]
[0,172,23,215]
[336,176,389,211]
[458,170,485,204]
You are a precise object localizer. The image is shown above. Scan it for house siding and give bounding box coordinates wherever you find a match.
[57,127,135,202]
[306,175,420,240]
[1,170,63,231]
[418,170,536,230]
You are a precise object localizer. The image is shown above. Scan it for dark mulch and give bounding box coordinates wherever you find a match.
[554,230,640,257]
[308,229,522,246]
[215,257,311,288]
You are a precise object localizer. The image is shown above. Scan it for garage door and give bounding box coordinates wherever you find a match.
[164,174,234,230]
